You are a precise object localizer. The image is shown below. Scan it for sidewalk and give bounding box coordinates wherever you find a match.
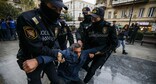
[0,41,155,84]
[115,42,156,62]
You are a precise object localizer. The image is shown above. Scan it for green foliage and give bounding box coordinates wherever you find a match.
[16,0,35,11]
[64,13,73,21]
[0,1,20,18]
[136,32,143,40]
[135,31,156,40]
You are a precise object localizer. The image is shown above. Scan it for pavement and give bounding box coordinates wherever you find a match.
[0,40,156,84]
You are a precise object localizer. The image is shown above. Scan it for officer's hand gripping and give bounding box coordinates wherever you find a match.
[89,53,95,58]
[57,52,65,63]
[23,58,39,73]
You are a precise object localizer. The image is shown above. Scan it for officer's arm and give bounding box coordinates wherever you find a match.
[75,23,83,41]
[16,15,59,58]
[84,46,105,54]
[66,25,74,45]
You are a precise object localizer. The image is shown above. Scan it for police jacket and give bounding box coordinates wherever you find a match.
[58,46,104,81]
[76,21,92,49]
[58,19,74,50]
[16,9,61,60]
[118,30,126,40]
[86,20,118,53]
[8,20,16,29]
[1,21,8,29]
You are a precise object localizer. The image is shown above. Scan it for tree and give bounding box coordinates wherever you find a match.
[17,0,35,11]
[0,1,20,18]
[64,13,73,21]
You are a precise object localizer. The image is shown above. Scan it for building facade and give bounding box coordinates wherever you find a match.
[96,0,156,31]
[64,0,95,21]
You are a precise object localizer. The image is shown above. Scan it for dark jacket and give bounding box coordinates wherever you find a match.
[118,30,127,40]
[86,20,118,53]
[16,9,61,61]
[76,21,92,49]
[58,46,104,81]
[58,19,74,50]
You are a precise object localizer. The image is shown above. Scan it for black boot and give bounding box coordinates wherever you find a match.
[122,50,128,54]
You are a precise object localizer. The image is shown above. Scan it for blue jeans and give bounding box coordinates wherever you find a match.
[119,40,125,50]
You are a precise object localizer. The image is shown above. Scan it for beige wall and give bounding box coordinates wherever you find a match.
[65,0,94,21]
[104,1,156,27]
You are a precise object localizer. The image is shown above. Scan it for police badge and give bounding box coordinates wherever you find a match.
[102,27,107,34]
[23,26,38,39]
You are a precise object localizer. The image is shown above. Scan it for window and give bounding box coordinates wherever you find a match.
[113,11,117,18]
[79,3,81,8]
[148,7,156,17]
[138,8,144,17]
[108,12,112,19]
[121,10,127,18]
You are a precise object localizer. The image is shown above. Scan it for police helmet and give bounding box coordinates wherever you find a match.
[41,0,68,10]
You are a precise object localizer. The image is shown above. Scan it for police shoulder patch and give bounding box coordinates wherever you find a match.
[32,17,39,25]
[102,27,108,34]
[23,26,38,39]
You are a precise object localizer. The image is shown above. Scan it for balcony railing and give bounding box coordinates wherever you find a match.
[112,0,148,6]
[13,0,20,3]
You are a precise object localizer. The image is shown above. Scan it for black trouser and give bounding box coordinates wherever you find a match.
[26,62,65,84]
[129,33,137,44]
[60,76,85,84]
[2,29,11,40]
[10,28,17,40]
[67,80,85,84]
[0,30,3,40]
[83,54,107,83]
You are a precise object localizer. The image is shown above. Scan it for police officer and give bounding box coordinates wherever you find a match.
[83,7,118,83]
[8,17,17,40]
[16,0,67,84]
[58,14,74,50]
[1,18,10,41]
[76,7,92,49]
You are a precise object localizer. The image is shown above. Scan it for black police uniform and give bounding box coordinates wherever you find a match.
[76,7,92,50]
[58,19,74,50]
[16,8,64,84]
[76,19,92,49]
[83,20,118,83]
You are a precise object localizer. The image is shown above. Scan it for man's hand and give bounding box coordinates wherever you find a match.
[23,58,38,73]
[89,53,95,58]
[77,40,83,47]
[57,52,65,63]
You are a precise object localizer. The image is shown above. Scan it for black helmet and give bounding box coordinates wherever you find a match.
[41,0,68,10]
[91,7,104,18]
[82,7,91,15]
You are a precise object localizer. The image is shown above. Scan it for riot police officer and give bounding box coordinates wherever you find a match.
[16,0,66,84]
[58,14,74,50]
[8,17,17,40]
[76,7,92,49]
[83,7,118,83]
